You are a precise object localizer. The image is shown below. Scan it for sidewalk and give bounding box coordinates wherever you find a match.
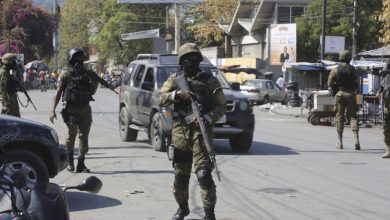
[256,103,310,117]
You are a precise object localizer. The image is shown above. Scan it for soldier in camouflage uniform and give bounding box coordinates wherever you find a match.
[328,50,361,150]
[50,48,98,173]
[0,53,21,117]
[378,65,390,158]
[159,43,226,220]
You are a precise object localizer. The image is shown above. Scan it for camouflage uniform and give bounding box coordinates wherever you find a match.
[159,43,226,220]
[328,50,360,150]
[379,70,390,158]
[0,53,20,117]
[51,48,98,173]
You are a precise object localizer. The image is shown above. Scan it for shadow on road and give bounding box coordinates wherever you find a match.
[214,140,299,156]
[92,170,174,175]
[66,192,121,212]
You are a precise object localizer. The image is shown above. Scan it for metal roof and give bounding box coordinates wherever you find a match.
[358,46,390,58]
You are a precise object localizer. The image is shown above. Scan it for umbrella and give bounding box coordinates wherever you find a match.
[24,60,49,71]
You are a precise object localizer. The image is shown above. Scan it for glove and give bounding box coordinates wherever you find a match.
[175,90,192,101]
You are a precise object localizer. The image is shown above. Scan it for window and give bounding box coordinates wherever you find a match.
[133,65,146,87]
[123,64,136,85]
[292,7,304,22]
[277,5,305,23]
[266,81,274,89]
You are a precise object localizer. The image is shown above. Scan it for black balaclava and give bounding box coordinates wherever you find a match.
[181,54,201,77]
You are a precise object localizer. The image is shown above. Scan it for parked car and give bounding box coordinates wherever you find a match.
[119,54,255,152]
[220,66,274,84]
[240,79,287,105]
[0,115,67,190]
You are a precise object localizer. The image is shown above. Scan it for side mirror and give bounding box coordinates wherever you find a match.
[76,176,102,194]
[141,81,153,91]
[230,82,240,91]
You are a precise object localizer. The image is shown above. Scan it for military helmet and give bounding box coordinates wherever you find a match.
[1,53,17,65]
[68,48,86,64]
[178,43,203,65]
[339,50,352,62]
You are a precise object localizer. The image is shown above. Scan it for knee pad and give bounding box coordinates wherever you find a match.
[196,169,214,189]
[174,174,190,189]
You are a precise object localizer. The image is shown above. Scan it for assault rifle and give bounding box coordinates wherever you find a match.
[175,74,221,181]
[10,70,38,111]
[87,70,119,95]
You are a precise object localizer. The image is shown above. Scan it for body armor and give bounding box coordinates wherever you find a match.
[62,67,93,105]
[174,72,212,118]
[336,64,357,92]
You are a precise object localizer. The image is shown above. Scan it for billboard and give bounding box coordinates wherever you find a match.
[270,23,297,65]
[324,36,345,54]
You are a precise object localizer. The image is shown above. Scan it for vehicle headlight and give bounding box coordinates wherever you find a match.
[51,129,59,144]
[238,100,249,111]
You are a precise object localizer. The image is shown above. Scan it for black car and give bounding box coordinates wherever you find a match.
[119,54,255,152]
[0,115,67,190]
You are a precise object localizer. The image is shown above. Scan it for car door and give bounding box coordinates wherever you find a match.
[138,67,155,124]
[129,64,146,124]
[272,81,285,101]
[265,80,278,101]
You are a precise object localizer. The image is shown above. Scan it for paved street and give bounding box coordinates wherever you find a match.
[20,89,390,220]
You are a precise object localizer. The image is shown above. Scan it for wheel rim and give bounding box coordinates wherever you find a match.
[119,110,127,135]
[4,161,38,190]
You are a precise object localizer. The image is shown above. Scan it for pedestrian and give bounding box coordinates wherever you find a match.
[328,50,360,150]
[159,43,226,220]
[0,53,21,117]
[49,48,99,173]
[276,74,285,90]
[377,65,390,158]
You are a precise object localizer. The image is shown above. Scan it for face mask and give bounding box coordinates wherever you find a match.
[182,57,200,77]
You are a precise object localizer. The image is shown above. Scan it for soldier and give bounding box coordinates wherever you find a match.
[378,65,390,158]
[49,48,98,173]
[0,53,21,117]
[328,50,360,150]
[159,43,226,220]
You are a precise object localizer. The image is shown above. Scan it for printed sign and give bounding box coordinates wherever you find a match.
[270,23,297,66]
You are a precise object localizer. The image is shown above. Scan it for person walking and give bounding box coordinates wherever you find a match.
[49,48,99,173]
[378,65,390,158]
[159,43,226,220]
[276,74,285,90]
[0,53,21,117]
[328,50,360,150]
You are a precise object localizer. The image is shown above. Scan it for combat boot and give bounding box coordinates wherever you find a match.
[382,146,390,158]
[204,206,216,220]
[172,203,190,220]
[67,151,74,172]
[76,155,90,173]
[336,131,343,149]
[353,130,360,150]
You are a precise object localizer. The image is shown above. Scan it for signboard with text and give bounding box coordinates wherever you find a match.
[270,23,297,66]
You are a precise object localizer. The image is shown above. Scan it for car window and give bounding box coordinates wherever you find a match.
[123,64,136,85]
[132,65,146,87]
[266,81,274,89]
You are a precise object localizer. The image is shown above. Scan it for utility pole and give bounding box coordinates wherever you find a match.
[352,0,358,59]
[174,3,181,53]
[53,0,60,71]
[320,0,327,60]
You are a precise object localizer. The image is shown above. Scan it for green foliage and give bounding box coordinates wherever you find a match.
[379,0,390,44]
[296,0,382,62]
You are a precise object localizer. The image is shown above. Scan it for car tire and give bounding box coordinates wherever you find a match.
[4,150,49,190]
[150,113,167,152]
[119,107,138,142]
[229,132,253,152]
[262,96,270,104]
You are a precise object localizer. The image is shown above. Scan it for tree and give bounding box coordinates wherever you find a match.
[185,0,239,47]
[296,0,383,62]
[379,0,390,44]
[0,0,53,62]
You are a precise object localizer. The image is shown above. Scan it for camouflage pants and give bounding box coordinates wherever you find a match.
[0,93,20,117]
[64,104,92,156]
[334,91,358,132]
[171,120,216,209]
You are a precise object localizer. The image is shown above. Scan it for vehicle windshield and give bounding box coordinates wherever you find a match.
[156,66,231,89]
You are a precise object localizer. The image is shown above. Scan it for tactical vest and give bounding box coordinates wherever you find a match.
[174,72,213,117]
[62,68,93,105]
[382,75,390,100]
[0,66,18,93]
[336,64,357,92]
